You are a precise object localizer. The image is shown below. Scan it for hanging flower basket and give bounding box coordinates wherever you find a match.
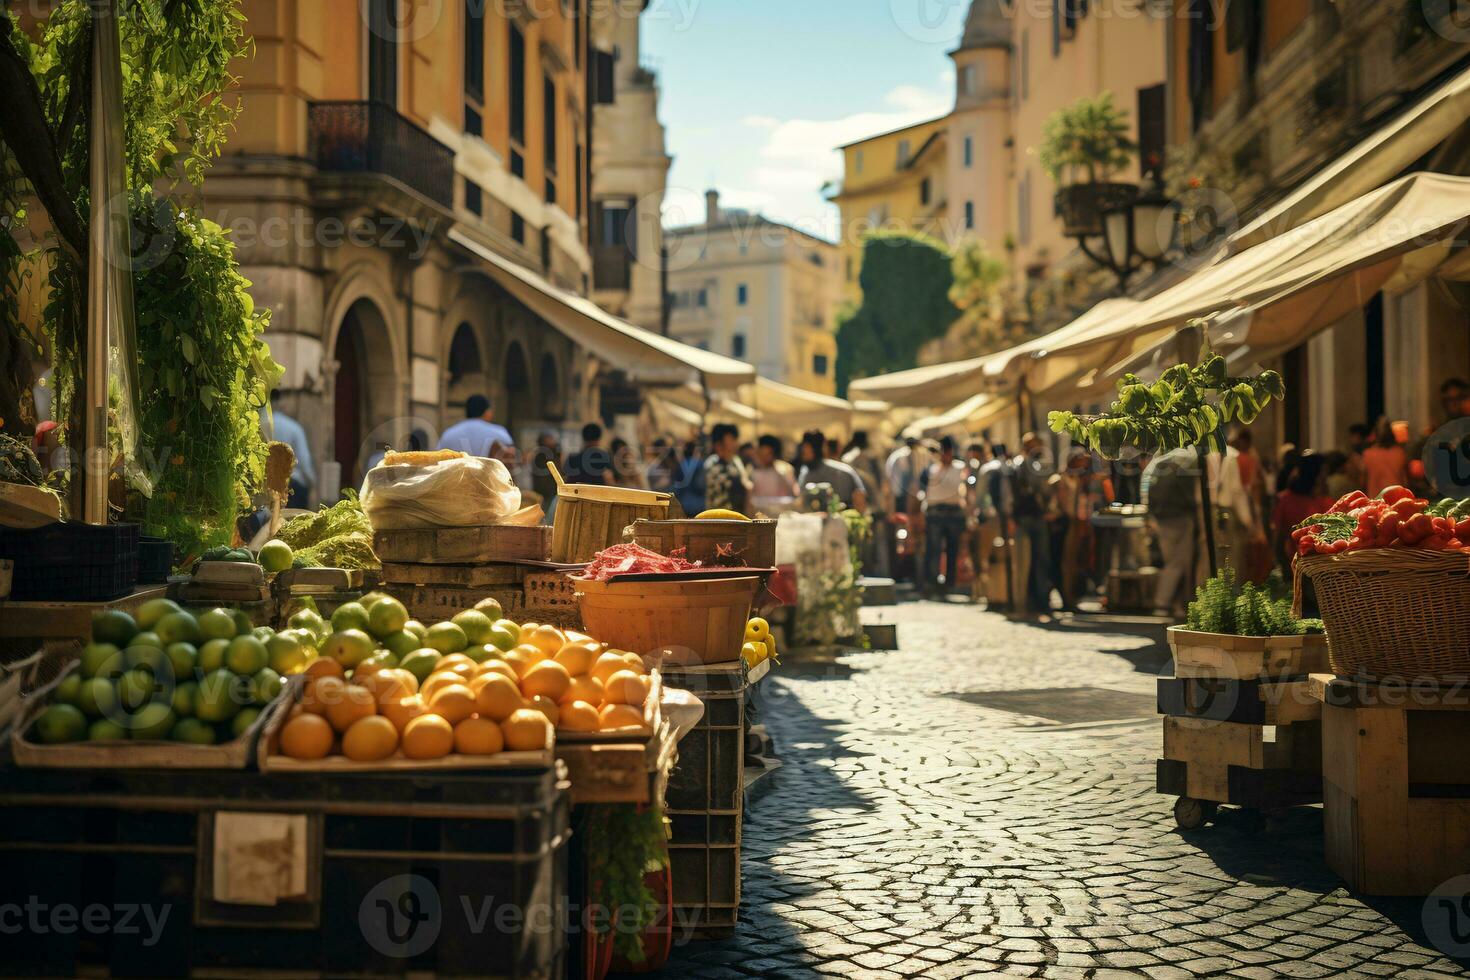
[1054,182,1137,238]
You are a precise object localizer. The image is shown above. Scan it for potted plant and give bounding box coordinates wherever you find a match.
[1039,92,1138,238]
[1167,569,1328,679]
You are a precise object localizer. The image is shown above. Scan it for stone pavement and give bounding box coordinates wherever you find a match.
[657,600,1470,979]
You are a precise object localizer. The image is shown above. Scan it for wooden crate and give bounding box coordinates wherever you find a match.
[1157,677,1321,726]
[379,561,527,587]
[1168,628,1330,680]
[372,524,550,564]
[1161,717,1321,802]
[1314,674,1470,894]
[1155,758,1321,809]
[381,582,524,621]
[631,518,777,568]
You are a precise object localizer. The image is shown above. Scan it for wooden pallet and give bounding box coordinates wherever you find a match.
[1155,758,1322,809]
[372,525,550,564]
[1161,716,1321,802]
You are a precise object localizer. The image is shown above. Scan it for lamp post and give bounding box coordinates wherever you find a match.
[1074,180,1180,294]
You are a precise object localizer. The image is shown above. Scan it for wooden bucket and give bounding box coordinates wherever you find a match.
[631,519,777,568]
[551,485,670,563]
[574,576,759,665]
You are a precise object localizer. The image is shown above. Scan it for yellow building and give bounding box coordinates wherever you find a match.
[827,117,949,304]
[203,0,606,490]
[665,192,842,395]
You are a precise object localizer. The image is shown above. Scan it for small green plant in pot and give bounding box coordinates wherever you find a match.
[1039,92,1138,237]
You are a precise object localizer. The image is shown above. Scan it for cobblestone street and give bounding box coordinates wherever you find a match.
[660,601,1470,979]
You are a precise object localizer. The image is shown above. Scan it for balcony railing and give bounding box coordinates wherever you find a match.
[308,101,455,209]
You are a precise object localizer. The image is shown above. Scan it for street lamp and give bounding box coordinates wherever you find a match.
[1076,180,1180,293]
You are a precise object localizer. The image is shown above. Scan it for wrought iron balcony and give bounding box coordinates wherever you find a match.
[308,101,455,209]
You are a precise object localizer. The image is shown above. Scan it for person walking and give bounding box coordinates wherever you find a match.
[529,432,561,522]
[609,437,649,490]
[750,435,799,512]
[673,441,706,516]
[438,394,515,459]
[1056,448,1113,610]
[844,431,890,576]
[1361,416,1409,497]
[796,429,868,511]
[563,423,615,486]
[1012,433,1058,615]
[973,444,1011,604]
[919,436,968,598]
[261,388,316,506]
[1143,447,1201,618]
[702,423,752,515]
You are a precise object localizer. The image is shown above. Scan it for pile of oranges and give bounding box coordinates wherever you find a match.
[276,621,652,763]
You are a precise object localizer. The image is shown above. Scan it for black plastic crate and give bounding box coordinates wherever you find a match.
[0,522,138,601]
[137,537,175,584]
[0,765,570,978]
[659,662,746,939]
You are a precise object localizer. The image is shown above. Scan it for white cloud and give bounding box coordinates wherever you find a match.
[663,81,952,239]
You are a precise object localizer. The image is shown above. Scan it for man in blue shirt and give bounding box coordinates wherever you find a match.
[438,394,515,459]
[262,389,316,506]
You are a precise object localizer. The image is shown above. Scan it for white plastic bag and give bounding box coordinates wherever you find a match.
[360,456,522,529]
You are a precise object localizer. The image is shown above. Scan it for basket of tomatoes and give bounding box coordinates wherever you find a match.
[1294,486,1470,679]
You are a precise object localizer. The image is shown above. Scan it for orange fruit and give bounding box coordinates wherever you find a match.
[560,674,604,707]
[520,660,571,702]
[474,673,523,721]
[359,668,418,705]
[381,694,429,733]
[421,670,466,701]
[342,715,398,761]
[603,670,649,707]
[325,683,378,732]
[279,713,334,759]
[475,660,518,681]
[437,654,477,678]
[599,703,644,731]
[501,708,552,751]
[591,651,632,685]
[454,716,504,755]
[528,694,560,726]
[504,645,543,678]
[303,657,346,683]
[428,683,477,725]
[558,700,600,732]
[526,625,566,657]
[401,714,454,759]
[301,675,341,716]
[620,652,647,674]
[553,640,602,676]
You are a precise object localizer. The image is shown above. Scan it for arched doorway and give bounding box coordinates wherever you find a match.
[446,322,487,417]
[332,298,399,489]
[503,341,533,430]
[539,353,564,420]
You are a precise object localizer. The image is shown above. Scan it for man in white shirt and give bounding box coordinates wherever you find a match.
[919,436,969,598]
[262,389,316,506]
[438,395,515,460]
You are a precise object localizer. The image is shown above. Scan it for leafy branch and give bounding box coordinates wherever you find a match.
[1047,340,1284,460]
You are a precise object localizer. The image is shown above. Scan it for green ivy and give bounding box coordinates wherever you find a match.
[1048,337,1285,460]
[836,230,960,395]
[127,199,280,559]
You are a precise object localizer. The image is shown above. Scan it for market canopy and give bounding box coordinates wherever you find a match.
[651,378,853,438]
[1230,65,1470,252]
[846,352,993,409]
[449,228,755,390]
[1084,171,1470,387]
[1027,172,1470,398]
[902,392,1016,439]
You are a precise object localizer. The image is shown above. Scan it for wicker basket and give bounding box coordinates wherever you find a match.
[1297,549,1470,678]
[574,576,759,665]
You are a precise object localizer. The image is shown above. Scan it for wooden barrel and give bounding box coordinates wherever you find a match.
[574,576,759,665]
[551,494,670,563]
[631,518,776,568]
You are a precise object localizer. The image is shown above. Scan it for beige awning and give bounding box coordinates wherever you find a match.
[1032,173,1470,396]
[1230,66,1470,252]
[846,352,993,408]
[654,377,853,437]
[903,392,1016,439]
[449,228,755,389]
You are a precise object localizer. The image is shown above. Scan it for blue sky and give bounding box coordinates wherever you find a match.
[642,0,970,240]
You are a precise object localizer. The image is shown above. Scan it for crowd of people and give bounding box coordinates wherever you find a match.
[266,377,1470,620]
